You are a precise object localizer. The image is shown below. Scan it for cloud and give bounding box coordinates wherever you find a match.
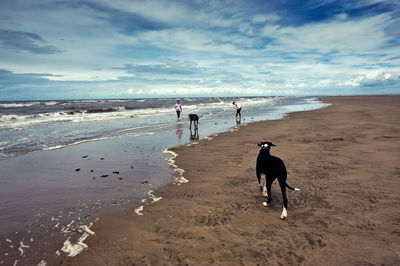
[113,60,201,76]
[262,13,393,55]
[341,69,399,87]
[252,14,279,24]
[0,69,60,86]
[1,0,400,99]
[0,29,63,54]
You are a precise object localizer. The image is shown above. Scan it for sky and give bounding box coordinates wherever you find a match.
[0,0,399,100]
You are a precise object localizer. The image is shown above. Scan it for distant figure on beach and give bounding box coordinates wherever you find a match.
[175,100,182,119]
[232,101,241,118]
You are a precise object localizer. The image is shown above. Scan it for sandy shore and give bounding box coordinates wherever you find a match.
[54,95,400,265]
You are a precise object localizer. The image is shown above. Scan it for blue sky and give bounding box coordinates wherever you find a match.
[0,0,399,100]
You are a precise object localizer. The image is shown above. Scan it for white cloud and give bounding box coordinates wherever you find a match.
[262,13,392,55]
[341,68,399,87]
[1,0,400,99]
[252,14,279,24]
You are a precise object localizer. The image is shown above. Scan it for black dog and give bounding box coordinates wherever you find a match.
[256,141,299,219]
[188,114,199,129]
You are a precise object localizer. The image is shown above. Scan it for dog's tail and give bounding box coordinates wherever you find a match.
[286,183,300,191]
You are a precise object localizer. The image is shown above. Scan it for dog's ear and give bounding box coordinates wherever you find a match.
[268,142,276,147]
[257,142,262,147]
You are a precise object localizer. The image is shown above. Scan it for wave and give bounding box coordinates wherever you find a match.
[0,102,41,108]
[44,101,59,106]
[0,97,328,160]
[0,97,281,130]
[0,105,176,130]
[86,108,117,113]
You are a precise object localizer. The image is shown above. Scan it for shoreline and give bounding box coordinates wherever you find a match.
[56,95,400,265]
[19,95,400,264]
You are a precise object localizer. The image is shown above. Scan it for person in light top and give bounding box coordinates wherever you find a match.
[174,100,182,119]
[232,101,241,118]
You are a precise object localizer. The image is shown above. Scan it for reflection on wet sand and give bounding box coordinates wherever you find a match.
[176,123,183,141]
[190,128,199,141]
[236,117,241,125]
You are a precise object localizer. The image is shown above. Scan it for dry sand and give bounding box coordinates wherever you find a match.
[55,95,400,265]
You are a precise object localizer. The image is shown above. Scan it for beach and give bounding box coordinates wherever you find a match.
[0,96,326,265]
[49,95,400,265]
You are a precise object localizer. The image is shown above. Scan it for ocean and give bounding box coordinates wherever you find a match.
[0,96,327,265]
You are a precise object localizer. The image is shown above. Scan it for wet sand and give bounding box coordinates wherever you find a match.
[55,95,400,265]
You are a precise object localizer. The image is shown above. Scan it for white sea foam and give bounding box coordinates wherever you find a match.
[163,149,188,184]
[42,145,65,151]
[81,225,95,235]
[134,205,144,215]
[60,223,94,257]
[36,260,46,266]
[44,101,58,106]
[0,106,177,130]
[18,241,29,256]
[0,102,40,108]
[147,190,162,203]
[42,137,110,151]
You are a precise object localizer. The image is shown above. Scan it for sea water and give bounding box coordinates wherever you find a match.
[0,97,326,159]
[0,96,327,264]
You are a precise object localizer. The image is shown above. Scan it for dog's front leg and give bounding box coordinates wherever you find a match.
[256,172,266,195]
[266,177,273,203]
[263,180,268,197]
[256,171,262,187]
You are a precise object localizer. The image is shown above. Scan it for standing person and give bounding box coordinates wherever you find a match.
[232,101,241,118]
[174,100,182,119]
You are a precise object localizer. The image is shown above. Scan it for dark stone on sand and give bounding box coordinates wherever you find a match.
[101,175,109,178]
[91,170,94,172]
[100,157,104,160]
[82,155,88,158]
[130,166,134,169]
[113,171,119,174]
[118,177,123,180]
[141,181,149,184]
[75,168,80,172]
